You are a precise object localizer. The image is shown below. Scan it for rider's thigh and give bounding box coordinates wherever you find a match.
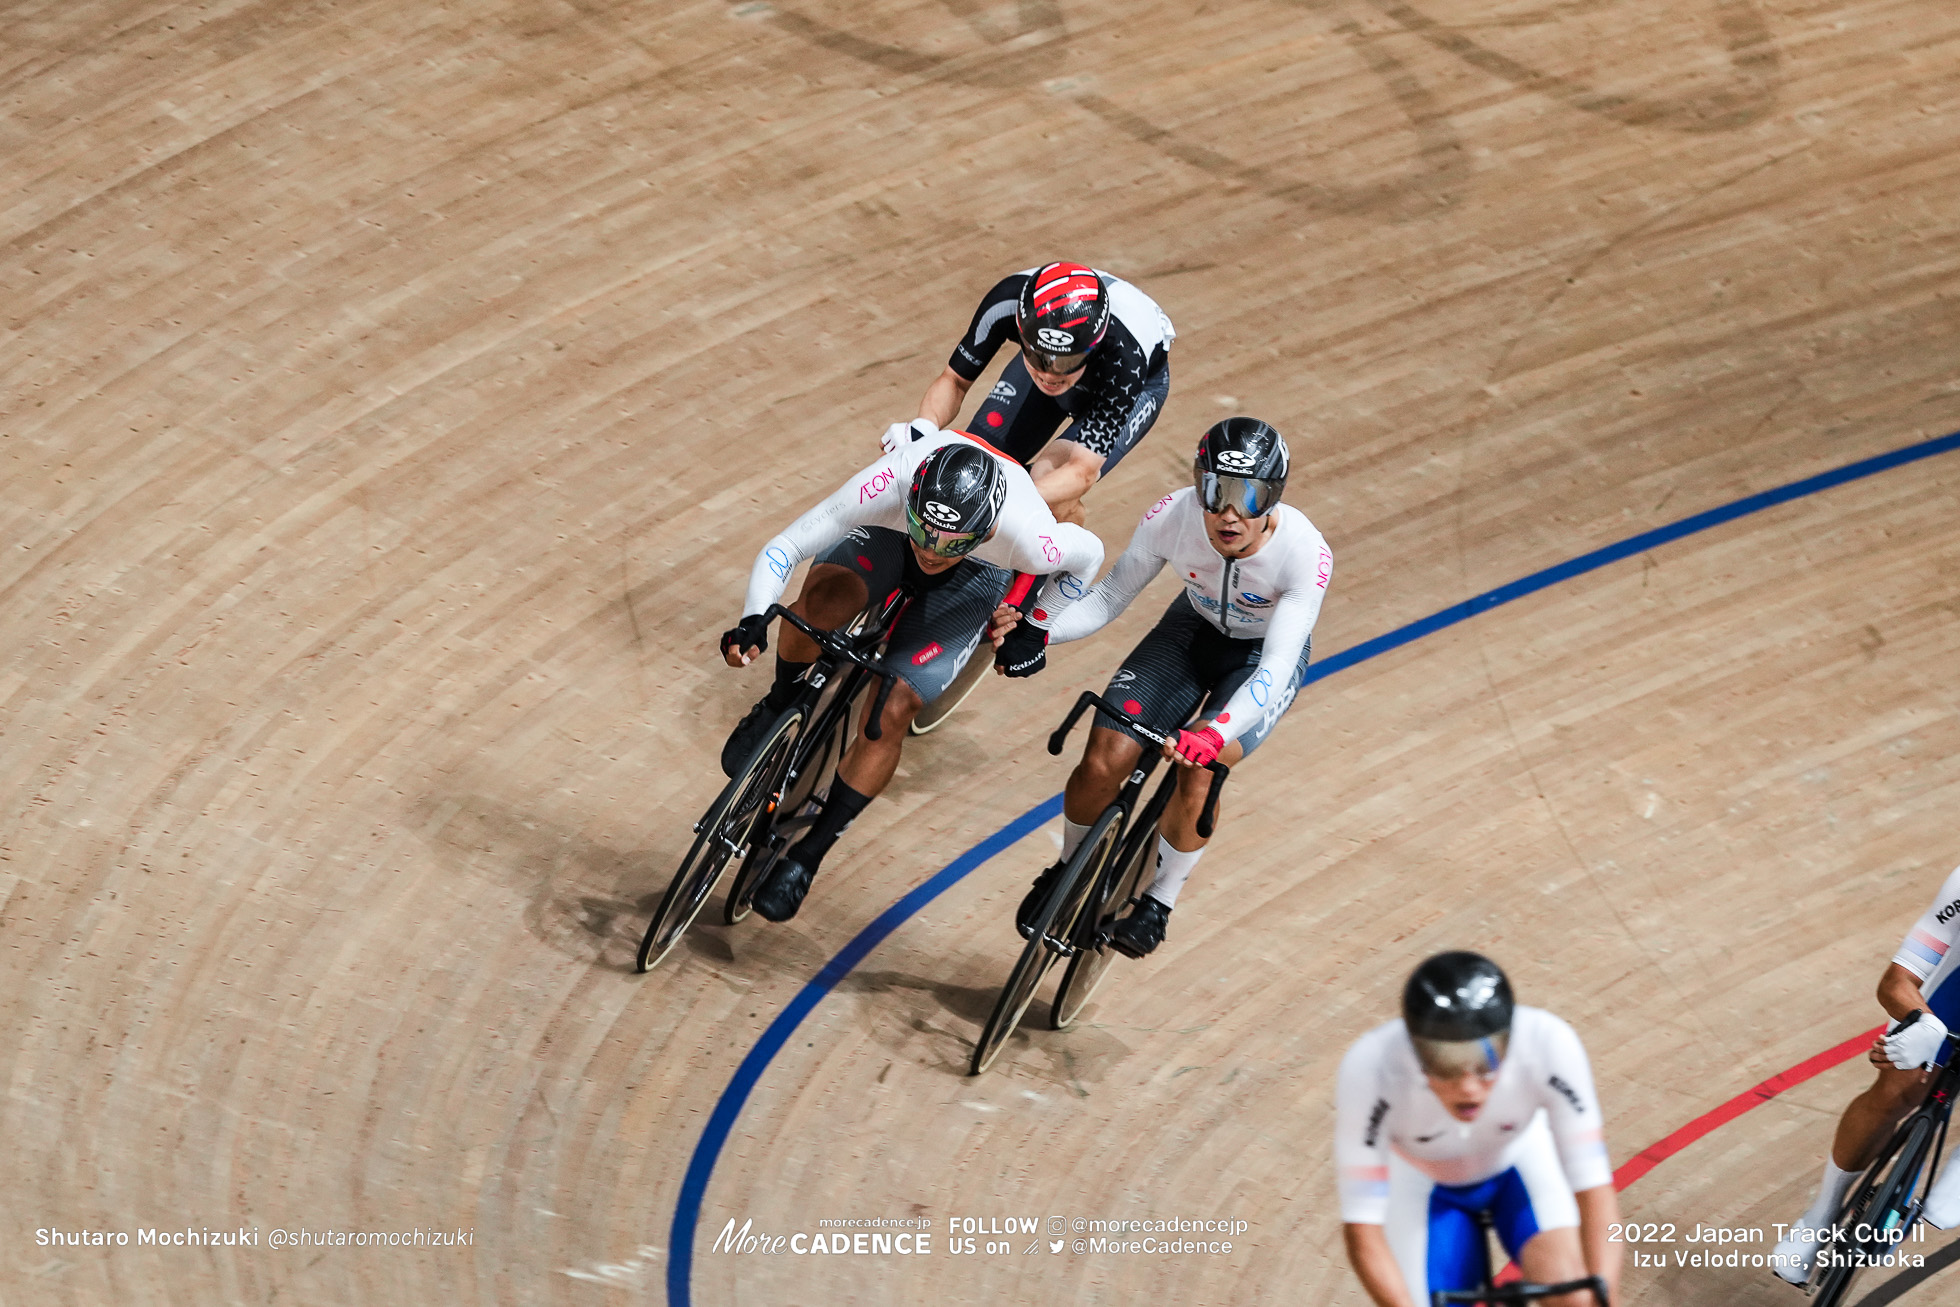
[1517,1225,1588,1294]
[798,562,869,627]
[861,674,925,740]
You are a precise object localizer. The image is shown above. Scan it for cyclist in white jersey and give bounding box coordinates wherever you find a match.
[718,423,1103,922]
[1336,953,1621,1307]
[1002,418,1330,956]
[1773,859,1960,1284]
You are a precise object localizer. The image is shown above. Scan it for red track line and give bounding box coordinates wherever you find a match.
[1614,1025,1886,1190]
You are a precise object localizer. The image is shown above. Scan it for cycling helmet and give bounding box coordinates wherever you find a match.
[905,442,1007,558]
[1015,262,1110,375]
[1402,951,1515,1078]
[1194,417,1289,517]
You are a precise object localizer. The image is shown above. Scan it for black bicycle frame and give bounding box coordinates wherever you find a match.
[1046,690,1228,839]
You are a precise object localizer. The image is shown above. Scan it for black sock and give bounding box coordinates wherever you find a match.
[792,779,873,864]
[765,656,813,711]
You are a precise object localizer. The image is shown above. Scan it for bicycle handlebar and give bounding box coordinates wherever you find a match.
[1432,1275,1609,1306]
[1047,690,1229,839]
[761,603,902,742]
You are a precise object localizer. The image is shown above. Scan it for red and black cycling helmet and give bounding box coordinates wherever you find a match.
[1015,262,1110,375]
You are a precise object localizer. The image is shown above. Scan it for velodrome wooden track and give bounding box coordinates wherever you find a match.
[5,0,1960,1303]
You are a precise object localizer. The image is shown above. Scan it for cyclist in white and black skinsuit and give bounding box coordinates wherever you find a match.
[1001,418,1331,957]
[718,422,1104,922]
[897,261,1174,525]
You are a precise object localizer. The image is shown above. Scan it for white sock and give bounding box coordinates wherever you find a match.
[1145,835,1206,908]
[1801,1158,1859,1230]
[1059,818,1092,861]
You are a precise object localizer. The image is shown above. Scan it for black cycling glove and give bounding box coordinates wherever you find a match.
[720,613,771,659]
[995,617,1049,678]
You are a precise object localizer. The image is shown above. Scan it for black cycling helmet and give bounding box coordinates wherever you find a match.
[1194,417,1289,517]
[906,442,1007,558]
[1403,951,1515,1078]
[1015,262,1110,375]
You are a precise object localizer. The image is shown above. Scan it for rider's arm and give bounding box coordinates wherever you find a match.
[918,366,973,429]
[1013,522,1104,629]
[1335,1031,1410,1305]
[1045,503,1172,644]
[1027,439,1102,514]
[740,448,912,617]
[1342,1224,1417,1307]
[1574,1184,1622,1301]
[1878,963,1930,1022]
[1206,541,1332,744]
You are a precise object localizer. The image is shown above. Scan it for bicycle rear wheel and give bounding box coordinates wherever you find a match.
[969,806,1124,1074]
[1811,1113,1933,1306]
[636,707,805,971]
[1050,805,1155,1030]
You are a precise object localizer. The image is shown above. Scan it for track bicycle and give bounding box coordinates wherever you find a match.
[1432,1207,1611,1306]
[634,589,910,972]
[1809,1014,1960,1306]
[967,690,1227,1075]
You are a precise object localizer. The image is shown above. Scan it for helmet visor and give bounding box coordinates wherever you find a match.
[905,505,986,558]
[1411,1030,1510,1080]
[1196,471,1283,517]
[1021,341,1091,376]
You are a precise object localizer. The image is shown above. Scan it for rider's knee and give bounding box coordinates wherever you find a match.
[869,678,923,739]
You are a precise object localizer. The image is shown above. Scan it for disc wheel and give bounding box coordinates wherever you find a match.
[968,805,1123,1075]
[636,708,804,972]
[1050,814,1149,1030]
[1811,1114,1931,1306]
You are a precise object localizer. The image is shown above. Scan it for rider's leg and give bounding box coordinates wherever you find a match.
[1773,1063,1927,1279]
[779,677,925,870]
[1063,726,1143,852]
[1150,735,1246,903]
[1515,1228,1589,1307]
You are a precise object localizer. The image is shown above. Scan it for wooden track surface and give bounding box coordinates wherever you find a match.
[4,1,1959,1303]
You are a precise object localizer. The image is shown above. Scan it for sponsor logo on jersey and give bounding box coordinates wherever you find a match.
[988,379,1017,403]
[1937,899,1960,925]
[1414,1130,1444,1144]
[1548,1075,1586,1114]
[1238,591,1272,608]
[1364,1098,1389,1148]
[922,500,963,527]
[1034,326,1075,351]
[1144,493,1175,521]
[1247,669,1273,707]
[1216,448,1257,472]
[1316,547,1333,589]
[846,527,871,543]
[858,468,897,502]
[1126,393,1157,437]
[1058,574,1086,599]
[765,546,793,580]
[1110,668,1137,685]
[912,642,943,666]
[1037,533,1060,564]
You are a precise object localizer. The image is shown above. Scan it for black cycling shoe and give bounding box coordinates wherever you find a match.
[1108,896,1171,958]
[1015,860,1067,939]
[720,696,779,778]
[753,849,819,922]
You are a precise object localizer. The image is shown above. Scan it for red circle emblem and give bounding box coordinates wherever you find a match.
[1123,699,1142,715]
[986,412,1005,427]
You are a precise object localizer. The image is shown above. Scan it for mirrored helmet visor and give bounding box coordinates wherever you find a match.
[905,506,985,558]
[1196,471,1284,517]
[1411,1030,1510,1080]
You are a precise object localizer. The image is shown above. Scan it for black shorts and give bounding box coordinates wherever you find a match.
[816,526,1012,703]
[964,353,1169,473]
[1092,595,1310,759]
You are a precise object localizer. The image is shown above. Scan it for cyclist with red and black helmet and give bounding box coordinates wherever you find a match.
[891,261,1175,525]
[717,422,1104,922]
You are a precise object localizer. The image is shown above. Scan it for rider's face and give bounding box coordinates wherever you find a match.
[1425,1069,1497,1122]
[1025,357,1085,397]
[1202,504,1269,557]
[908,541,964,574]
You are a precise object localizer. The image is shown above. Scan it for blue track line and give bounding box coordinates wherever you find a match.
[666,428,1960,1306]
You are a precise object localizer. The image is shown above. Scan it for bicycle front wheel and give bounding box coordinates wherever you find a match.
[971,806,1125,1072]
[636,707,805,971]
[1811,1113,1933,1306]
[1050,811,1145,1030]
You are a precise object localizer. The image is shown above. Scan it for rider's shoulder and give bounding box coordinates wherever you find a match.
[1920,861,1960,917]
[1345,1017,1414,1069]
[1510,1005,1586,1056]
[1138,484,1196,526]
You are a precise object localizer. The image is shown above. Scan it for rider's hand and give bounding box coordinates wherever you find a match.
[1167,723,1225,768]
[1883,1009,1947,1070]
[719,614,770,668]
[986,603,1022,649]
[881,418,937,455]
[994,614,1048,677]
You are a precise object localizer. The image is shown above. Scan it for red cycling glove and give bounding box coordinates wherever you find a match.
[1173,725,1226,767]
